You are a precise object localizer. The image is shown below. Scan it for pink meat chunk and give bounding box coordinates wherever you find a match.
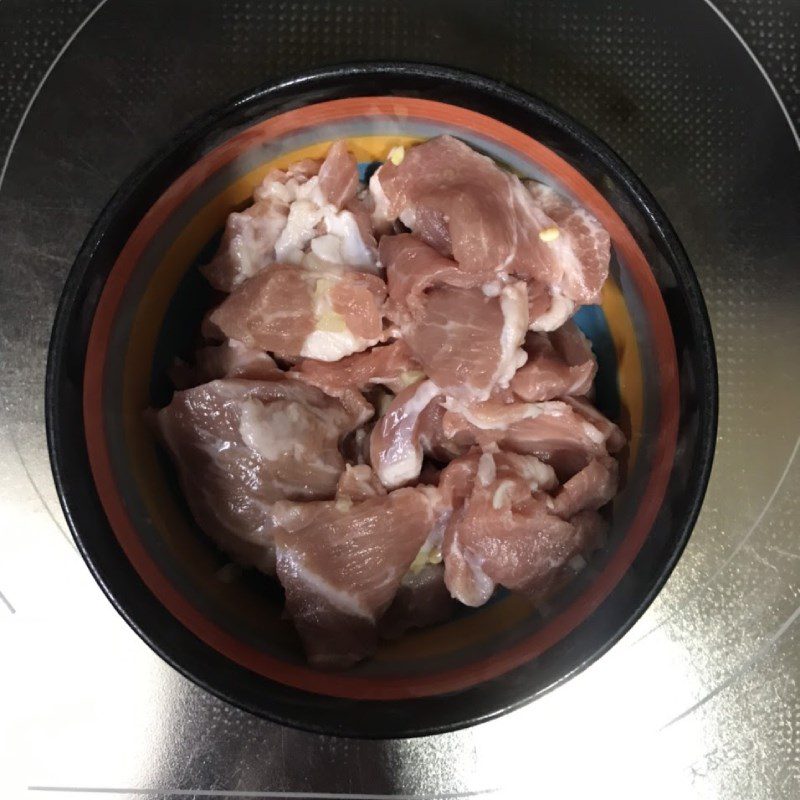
[272,487,440,667]
[203,141,381,292]
[380,234,530,401]
[404,283,528,402]
[563,395,626,454]
[441,398,623,479]
[170,339,282,389]
[292,339,422,396]
[440,451,604,606]
[202,199,291,292]
[526,181,611,305]
[379,563,457,639]
[208,264,387,362]
[207,265,314,359]
[370,135,610,303]
[510,321,597,401]
[551,455,619,519]
[203,159,325,292]
[380,233,490,316]
[156,378,361,574]
[369,380,444,489]
[317,139,360,209]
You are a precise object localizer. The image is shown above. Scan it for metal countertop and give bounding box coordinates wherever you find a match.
[1,1,798,798]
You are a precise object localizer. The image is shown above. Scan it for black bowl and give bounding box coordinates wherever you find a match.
[46,63,717,738]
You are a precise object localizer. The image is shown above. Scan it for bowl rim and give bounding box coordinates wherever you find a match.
[45,60,718,738]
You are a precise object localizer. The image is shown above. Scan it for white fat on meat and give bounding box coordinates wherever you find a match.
[530,292,576,332]
[210,264,386,363]
[275,198,325,264]
[299,272,384,362]
[443,397,568,430]
[206,142,379,292]
[272,172,378,272]
[493,281,530,389]
[368,170,394,232]
[155,378,360,576]
[238,399,340,477]
[370,380,443,489]
[322,208,376,268]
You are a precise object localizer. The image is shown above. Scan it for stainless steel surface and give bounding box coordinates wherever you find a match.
[2,1,799,798]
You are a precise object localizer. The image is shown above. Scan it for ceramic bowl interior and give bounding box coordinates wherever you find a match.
[47,64,717,737]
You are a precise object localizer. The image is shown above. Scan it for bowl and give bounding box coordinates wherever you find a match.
[46,62,717,738]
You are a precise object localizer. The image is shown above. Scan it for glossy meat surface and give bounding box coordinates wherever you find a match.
[157,138,623,667]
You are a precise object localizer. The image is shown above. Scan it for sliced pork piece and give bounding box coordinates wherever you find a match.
[443,494,575,607]
[336,464,387,501]
[208,264,386,362]
[442,398,621,479]
[207,265,314,359]
[203,199,290,292]
[416,396,467,462]
[441,451,602,607]
[272,487,439,667]
[379,563,457,639]
[205,158,325,291]
[369,379,443,489]
[380,233,489,315]
[403,282,528,402]
[156,378,359,574]
[204,141,379,291]
[370,136,610,304]
[170,339,282,389]
[563,395,626,453]
[438,450,558,507]
[526,181,611,305]
[510,322,597,401]
[316,140,360,209]
[292,340,423,396]
[527,281,577,332]
[273,144,377,270]
[551,455,618,519]
[371,135,523,272]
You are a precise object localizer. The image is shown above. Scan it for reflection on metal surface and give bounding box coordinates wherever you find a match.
[1,0,799,798]
[28,789,499,798]
[631,433,800,648]
[0,588,15,614]
[662,601,800,730]
[0,0,110,193]
[701,0,799,148]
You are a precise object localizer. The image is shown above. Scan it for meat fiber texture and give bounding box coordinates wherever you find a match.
[155,137,624,668]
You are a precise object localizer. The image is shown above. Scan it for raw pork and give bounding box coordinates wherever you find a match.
[156,378,359,574]
[510,321,597,401]
[272,486,440,667]
[170,339,281,389]
[441,398,623,479]
[369,380,444,489]
[208,264,387,362]
[204,141,377,291]
[370,135,610,304]
[379,564,457,640]
[440,451,604,606]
